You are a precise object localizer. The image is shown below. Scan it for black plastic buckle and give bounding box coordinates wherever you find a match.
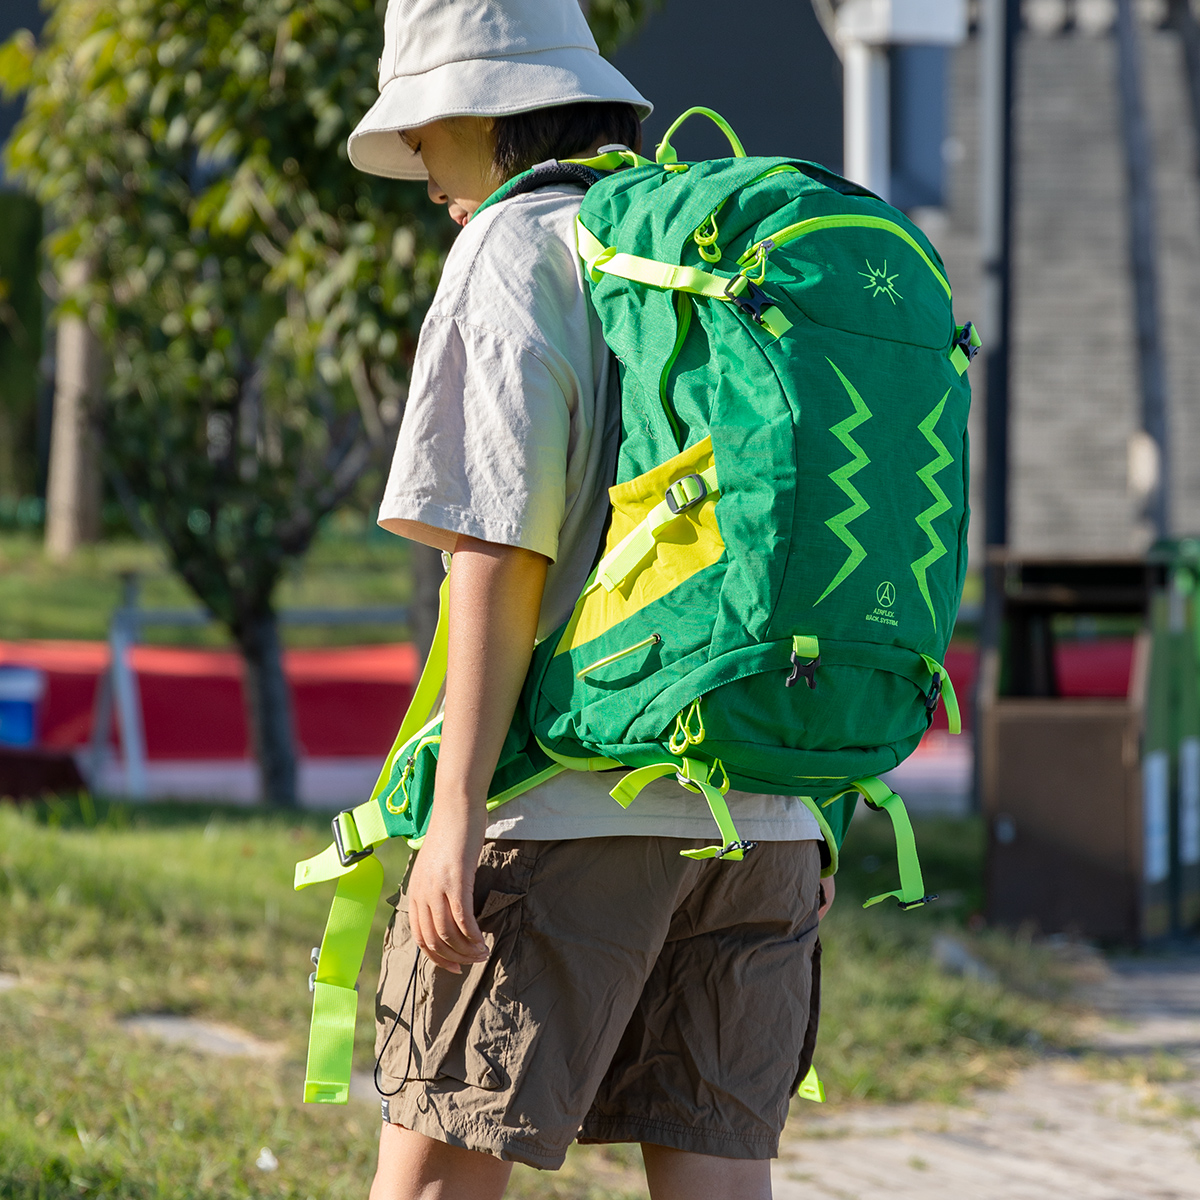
[953,321,980,362]
[665,473,708,515]
[925,673,943,726]
[898,893,939,910]
[715,839,759,859]
[332,811,374,868]
[786,652,820,689]
[724,275,775,324]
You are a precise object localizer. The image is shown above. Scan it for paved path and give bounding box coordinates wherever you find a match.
[774,953,1200,1199]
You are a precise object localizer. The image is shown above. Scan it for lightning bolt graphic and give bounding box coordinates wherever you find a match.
[814,360,872,606]
[911,390,954,629]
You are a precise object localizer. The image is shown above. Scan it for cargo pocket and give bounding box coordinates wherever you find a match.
[403,843,535,1092]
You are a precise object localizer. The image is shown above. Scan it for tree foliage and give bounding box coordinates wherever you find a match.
[1,0,654,801]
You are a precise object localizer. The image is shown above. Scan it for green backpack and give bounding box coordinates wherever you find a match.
[294,108,976,1105]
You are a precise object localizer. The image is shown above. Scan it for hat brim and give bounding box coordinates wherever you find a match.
[347,47,652,180]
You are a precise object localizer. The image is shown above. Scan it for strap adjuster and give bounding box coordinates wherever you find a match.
[898,893,939,910]
[724,274,776,324]
[715,839,759,859]
[925,673,943,726]
[665,472,708,515]
[953,321,980,362]
[332,810,373,868]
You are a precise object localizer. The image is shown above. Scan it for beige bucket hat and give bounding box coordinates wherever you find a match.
[348,0,653,180]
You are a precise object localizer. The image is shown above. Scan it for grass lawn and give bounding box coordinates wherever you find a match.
[0,796,1074,1199]
[0,520,414,647]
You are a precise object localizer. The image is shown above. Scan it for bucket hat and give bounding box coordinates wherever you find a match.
[347,0,653,179]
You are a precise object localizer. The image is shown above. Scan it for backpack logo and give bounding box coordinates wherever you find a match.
[859,259,902,304]
[868,580,899,627]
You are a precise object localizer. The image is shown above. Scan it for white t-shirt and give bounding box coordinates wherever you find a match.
[379,186,820,843]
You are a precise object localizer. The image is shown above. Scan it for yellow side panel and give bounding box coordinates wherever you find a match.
[557,437,725,656]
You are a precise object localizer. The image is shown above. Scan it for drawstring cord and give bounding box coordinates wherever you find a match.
[374,950,420,1098]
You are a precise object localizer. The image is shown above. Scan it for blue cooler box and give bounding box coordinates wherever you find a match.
[0,666,47,747]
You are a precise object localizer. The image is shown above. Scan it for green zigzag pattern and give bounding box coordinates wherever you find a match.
[814,360,872,606]
[911,389,954,629]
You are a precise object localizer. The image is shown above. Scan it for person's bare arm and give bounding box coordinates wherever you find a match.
[405,535,548,973]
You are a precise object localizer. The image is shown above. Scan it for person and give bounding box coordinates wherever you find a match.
[348,2,834,1196]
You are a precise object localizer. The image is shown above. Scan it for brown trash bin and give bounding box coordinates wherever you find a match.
[979,554,1163,943]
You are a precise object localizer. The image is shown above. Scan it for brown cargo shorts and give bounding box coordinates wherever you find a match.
[374,836,822,1170]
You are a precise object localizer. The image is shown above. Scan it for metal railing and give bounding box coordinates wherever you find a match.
[87,573,407,799]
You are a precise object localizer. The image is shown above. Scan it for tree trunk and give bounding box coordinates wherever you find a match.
[45,260,103,560]
[409,541,446,669]
[239,611,298,806]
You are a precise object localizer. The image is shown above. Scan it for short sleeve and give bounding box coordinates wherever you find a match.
[378,315,575,562]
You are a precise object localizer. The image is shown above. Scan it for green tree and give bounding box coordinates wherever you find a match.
[1,0,654,805]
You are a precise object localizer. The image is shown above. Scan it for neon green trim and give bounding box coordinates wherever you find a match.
[536,736,622,772]
[951,345,969,376]
[797,1065,826,1103]
[368,567,450,803]
[589,463,720,593]
[486,764,566,809]
[656,106,747,163]
[576,633,662,680]
[814,360,872,606]
[911,390,954,630]
[740,215,952,299]
[920,654,962,734]
[301,854,384,1104]
[792,635,820,659]
[797,796,840,876]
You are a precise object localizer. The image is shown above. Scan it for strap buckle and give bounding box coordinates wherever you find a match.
[715,839,759,859]
[786,651,820,689]
[925,672,943,725]
[953,321,980,362]
[898,893,939,910]
[724,274,775,324]
[332,810,374,868]
[665,472,708,515]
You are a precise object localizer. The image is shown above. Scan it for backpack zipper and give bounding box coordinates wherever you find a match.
[738,215,952,299]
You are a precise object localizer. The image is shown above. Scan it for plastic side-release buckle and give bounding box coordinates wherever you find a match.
[724,274,777,324]
[925,672,943,725]
[665,472,708,515]
[786,652,820,689]
[331,810,373,868]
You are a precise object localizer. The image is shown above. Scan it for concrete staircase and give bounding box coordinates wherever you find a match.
[936,5,1200,556]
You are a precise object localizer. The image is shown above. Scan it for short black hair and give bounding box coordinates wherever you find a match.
[492,101,642,179]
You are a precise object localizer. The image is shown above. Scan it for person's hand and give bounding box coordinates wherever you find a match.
[818,875,835,921]
[406,799,490,973]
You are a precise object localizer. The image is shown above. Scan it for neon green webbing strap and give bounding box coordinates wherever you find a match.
[576,221,792,339]
[838,777,931,909]
[368,567,451,803]
[295,565,453,1105]
[797,1065,825,1103]
[302,854,384,1103]
[919,654,961,734]
[589,464,721,593]
[609,757,749,861]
